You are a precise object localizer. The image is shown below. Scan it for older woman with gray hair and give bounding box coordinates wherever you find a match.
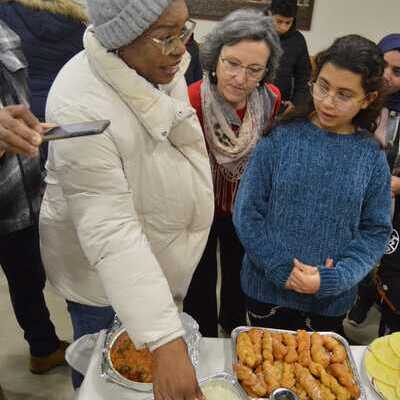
[39,0,214,398]
[183,9,282,338]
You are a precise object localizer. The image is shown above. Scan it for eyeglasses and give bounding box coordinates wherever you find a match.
[150,19,196,56]
[220,57,267,81]
[309,81,367,111]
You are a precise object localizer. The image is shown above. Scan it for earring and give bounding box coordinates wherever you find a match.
[211,71,216,77]
[256,82,260,87]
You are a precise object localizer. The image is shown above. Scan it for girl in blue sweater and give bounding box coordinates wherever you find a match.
[233,35,392,334]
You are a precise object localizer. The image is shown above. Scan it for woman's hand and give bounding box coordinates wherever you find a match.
[285,258,321,294]
[0,105,43,158]
[152,337,204,400]
[391,176,400,197]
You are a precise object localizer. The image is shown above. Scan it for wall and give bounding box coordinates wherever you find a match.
[193,0,400,55]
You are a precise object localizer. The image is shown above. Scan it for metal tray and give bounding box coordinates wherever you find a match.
[101,314,201,392]
[199,372,250,400]
[231,326,367,400]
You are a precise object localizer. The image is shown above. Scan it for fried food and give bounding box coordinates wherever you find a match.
[237,331,257,368]
[328,363,360,398]
[294,363,324,400]
[263,360,280,394]
[262,329,274,363]
[309,362,351,400]
[235,329,360,399]
[110,331,153,383]
[293,382,310,400]
[283,333,299,363]
[272,333,288,360]
[298,330,312,367]
[248,328,263,366]
[234,363,267,397]
[311,333,330,368]
[323,336,347,364]
[281,362,296,389]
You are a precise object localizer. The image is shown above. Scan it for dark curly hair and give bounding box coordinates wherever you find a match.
[282,34,385,133]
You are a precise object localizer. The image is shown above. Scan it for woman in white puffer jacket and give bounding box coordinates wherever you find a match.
[39,0,213,397]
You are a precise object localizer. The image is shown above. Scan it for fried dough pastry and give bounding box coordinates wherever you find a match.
[281,362,296,389]
[262,360,281,394]
[283,333,298,363]
[262,329,274,363]
[294,363,324,400]
[323,336,347,363]
[328,363,360,398]
[309,362,351,400]
[293,382,310,400]
[319,383,336,400]
[272,333,288,360]
[237,331,257,368]
[234,363,268,397]
[248,328,263,366]
[311,333,330,368]
[298,330,312,367]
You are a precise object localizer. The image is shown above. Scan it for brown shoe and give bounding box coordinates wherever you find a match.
[30,340,69,374]
[0,384,6,400]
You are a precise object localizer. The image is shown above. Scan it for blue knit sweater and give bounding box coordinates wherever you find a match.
[233,120,392,316]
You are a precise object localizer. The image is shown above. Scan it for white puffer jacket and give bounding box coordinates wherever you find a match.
[40,28,214,349]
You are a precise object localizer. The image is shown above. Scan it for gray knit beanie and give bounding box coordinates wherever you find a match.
[86,0,173,50]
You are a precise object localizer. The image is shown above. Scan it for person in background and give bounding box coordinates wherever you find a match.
[265,0,311,116]
[234,35,392,336]
[0,20,67,379]
[347,33,400,333]
[39,0,213,396]
[0,104,43,157]
[0,0,87,165]
[183,9,282,337]
[185,33,203,85]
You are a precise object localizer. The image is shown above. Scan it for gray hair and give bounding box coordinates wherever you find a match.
[200,9,282,84]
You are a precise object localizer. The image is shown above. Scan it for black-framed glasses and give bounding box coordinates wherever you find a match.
[220,56,267,81]
[150,19,196,56]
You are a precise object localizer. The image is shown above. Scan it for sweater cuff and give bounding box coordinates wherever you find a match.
[316,266,339,298]
[148,329,185,352]
[270,263,294,289]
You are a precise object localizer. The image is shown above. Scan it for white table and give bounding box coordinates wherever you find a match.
[67,331,378,400]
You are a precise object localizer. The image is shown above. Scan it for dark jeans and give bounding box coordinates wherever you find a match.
[67,301,115,389]
[246,296,346,336]
[183,215,247,337]
[0,225,60,357]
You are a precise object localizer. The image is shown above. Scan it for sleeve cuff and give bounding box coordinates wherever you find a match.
[270,263,294,289]
[148,329,185,352]
[316,266,339,298]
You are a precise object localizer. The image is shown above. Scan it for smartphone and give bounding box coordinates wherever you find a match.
[42,120,111,142]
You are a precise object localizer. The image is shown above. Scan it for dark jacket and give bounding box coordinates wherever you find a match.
[274,28,311,107]
[185,35,203,86]
[0,0,87,121]
[0,20,42,235]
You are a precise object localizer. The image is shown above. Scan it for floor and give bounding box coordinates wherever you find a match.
[0,271,74,400]
[0,269,381,400]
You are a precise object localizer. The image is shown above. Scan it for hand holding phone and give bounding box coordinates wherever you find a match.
[42,120,110,142]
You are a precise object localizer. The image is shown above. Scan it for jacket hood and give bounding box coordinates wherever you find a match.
[6,0,87,42]
[13,0,87,22]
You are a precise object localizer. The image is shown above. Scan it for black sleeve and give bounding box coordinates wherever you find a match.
[185,39,203,86]
[291,32,312,107]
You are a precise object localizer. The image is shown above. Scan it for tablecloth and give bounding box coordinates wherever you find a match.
[66,331,378,400]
